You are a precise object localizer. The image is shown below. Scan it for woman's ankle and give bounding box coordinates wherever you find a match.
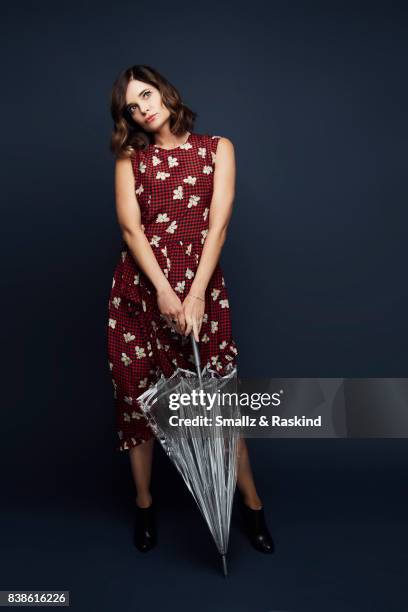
[241,494,263,511]
[136,493,152,508]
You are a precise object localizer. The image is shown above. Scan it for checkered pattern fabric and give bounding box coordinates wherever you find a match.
[107,132,239,451]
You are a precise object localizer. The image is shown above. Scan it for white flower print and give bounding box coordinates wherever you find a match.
[135,346,146,359]
[139,161,146,173]
[152,155,162,166]
[156,337,163,350]
[166,220,178,234]
[185,243,192,256]
[185,268,194,279]
[172,358,179,367]
[201,229,209,244]
[201,333,210,343]
[131,411,144,420]
[219,299,229,309]
[230,345,238,354]
[112,277,115,289]
[225,354,234,361]
[173,185,183,200]
[175,280,185,293]
[124,412,131,422]
[121,352,132,366]
[112,297,121,309]
[188,195,200,208]
[118,430,123,439]
[179,142,192,150]
[221,277,225,287]
[210,355,223,372]
[133,273,140,285]
[183,175,197,185]
[211,288,221,301]
[219,340,228,350]
[108,318,117,329]
[135,184,144,196]
[150,235,161,247]
[123,332,135,343]
[121,250,127,262]
[161,245,167,257]
[166,257,171,270]
[138,378,148,388]
[156,171,170,180]
[142,300,147,312]
[168,155,179,168]
[124,396,133,405]
[203,165,213,175]
[203,207,209,221]
[164,269,169,278]
[156,213,170,223]
[203,313,208,323]
[198,147,207,158]
[211,320,219,333]
[108,361,113,371]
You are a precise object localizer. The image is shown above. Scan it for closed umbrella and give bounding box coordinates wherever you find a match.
[137,334,241,576]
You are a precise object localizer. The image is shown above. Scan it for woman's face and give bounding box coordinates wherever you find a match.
[125,79,170,132]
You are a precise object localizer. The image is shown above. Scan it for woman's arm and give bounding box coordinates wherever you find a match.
[114,157,171,293]
[188,137,236,299]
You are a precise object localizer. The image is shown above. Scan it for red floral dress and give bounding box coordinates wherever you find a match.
[107,132,239,451]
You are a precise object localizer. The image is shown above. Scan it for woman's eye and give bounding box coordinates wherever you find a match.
[144,91,151,98]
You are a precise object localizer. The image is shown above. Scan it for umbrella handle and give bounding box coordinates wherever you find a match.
[190,334,203,386]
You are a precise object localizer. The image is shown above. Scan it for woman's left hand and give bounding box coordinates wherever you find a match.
[182,293,205,342]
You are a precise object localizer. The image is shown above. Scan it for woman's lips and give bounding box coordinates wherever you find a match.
[146,113,158,123]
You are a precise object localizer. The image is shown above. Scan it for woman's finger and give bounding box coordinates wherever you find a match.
[184,315,193,337]
[192,317,200,343]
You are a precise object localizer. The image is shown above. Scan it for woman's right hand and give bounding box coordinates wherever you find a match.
[157,286,186,335]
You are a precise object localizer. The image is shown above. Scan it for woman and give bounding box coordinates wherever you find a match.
[107,65,274,555]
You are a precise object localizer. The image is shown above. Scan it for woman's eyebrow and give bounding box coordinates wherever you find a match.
[126,89,149,107]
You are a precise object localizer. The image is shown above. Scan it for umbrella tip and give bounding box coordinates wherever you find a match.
[221,554,228,577]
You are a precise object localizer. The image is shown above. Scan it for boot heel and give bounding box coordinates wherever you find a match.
[239,498,274,554]
[133,503,157,552]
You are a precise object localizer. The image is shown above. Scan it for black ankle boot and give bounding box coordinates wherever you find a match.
[133,503,157,552]
[238,498,274,554]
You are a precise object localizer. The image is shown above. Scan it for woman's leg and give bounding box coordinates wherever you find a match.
[129,437,155,508]
[236,437,263,510]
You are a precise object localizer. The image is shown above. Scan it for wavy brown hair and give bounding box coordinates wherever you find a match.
[110,64,197,159]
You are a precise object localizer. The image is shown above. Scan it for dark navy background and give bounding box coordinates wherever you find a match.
[1,1,407,611]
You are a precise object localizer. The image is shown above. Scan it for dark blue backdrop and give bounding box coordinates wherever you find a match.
[1,1,407,611]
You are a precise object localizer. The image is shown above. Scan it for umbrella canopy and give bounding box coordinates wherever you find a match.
[136,335,241,576]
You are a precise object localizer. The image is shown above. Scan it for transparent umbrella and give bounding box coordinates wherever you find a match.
[136,334,241,576]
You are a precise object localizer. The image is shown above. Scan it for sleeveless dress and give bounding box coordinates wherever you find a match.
[107,132,239,451]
